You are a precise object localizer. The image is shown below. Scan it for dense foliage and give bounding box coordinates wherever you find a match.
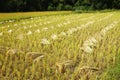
[0,0,120,12]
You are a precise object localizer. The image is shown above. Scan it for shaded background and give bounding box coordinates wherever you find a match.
[0,0,120,12]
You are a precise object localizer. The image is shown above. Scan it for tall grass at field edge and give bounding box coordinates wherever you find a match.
[104,53,120,80]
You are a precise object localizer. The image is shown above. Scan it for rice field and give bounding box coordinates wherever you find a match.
[0,11,120,80]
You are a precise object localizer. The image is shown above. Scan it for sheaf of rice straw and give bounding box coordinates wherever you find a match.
[40,14,114,45]
[81,21,118,53]
[98,13,114,22]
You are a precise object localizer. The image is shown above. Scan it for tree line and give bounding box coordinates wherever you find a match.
[0,0,120,12]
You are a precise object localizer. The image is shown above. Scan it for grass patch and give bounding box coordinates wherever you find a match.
[74,9,118,13]
[105,53,120,80]
[0,11,71,21]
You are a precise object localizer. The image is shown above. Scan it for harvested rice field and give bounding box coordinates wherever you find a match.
[0,11,120,80]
